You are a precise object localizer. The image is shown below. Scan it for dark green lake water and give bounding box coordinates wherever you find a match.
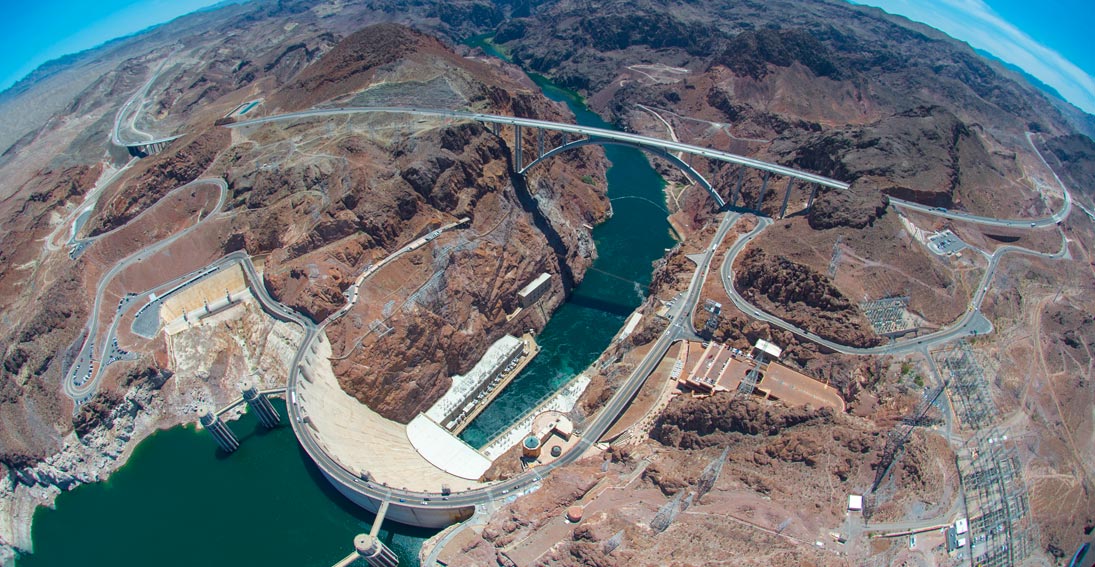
[20,36,673,567]
[18,401,435,566]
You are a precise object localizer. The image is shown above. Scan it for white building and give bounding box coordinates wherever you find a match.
[848,494,863,511]
[518,273,552,308]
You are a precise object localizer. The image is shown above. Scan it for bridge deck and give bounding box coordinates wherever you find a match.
[227,107,850,190]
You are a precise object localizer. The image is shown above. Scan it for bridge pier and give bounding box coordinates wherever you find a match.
[200,411,239,452]
[537,127,544,159]
[754,172,771,211]
[243,382,281,429]
[806,183,819,210]
[731,168,745,207]
[778,178,794,219]
[514,124,523,172]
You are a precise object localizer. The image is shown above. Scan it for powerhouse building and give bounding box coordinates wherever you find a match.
[425,335,525,430]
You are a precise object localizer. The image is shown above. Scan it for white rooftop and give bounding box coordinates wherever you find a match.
[518,272,551,297]
[406,415,492,480]
[425,334,522,424]
[848,494,863,511]
[755,339,783,359]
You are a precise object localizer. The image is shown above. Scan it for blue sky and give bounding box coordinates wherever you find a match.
[0,0,221,90]
[1,0,1093,115]
[853,0,1095,114]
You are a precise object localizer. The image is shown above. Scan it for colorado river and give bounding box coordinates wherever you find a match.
[21,38,675,567]
[458,69,677,448]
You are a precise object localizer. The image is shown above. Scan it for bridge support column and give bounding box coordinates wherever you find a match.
[492,122,500,136]
[779,178,794,219]
[754,172,771,212]
[514,124,523,172]
[806,183,819,210]
[200,411,239,453]
[537,128,544,160]
[731,168,745,207]
[242,382,281,429]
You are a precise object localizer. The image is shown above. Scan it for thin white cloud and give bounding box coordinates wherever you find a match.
[852,0,1095,115]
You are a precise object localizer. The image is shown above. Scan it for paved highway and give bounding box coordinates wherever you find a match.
[718,216,1070,355]
[227,106,850,191]
[890,196,1068,229]
[111,53,183,149]
[45,159,137,254]
[717,131,1076,356]
[889,133,1072,229]
[63,178,228,402]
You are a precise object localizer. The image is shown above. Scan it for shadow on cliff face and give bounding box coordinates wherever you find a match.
[509,168,576,292]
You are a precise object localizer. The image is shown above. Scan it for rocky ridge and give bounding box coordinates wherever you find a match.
[735,247,883,347]
[217,23,609,421]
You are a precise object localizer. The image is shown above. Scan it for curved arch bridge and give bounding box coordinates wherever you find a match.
[229,106,850,218]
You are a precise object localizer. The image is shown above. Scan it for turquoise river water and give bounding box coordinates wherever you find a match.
[19,38,675,566]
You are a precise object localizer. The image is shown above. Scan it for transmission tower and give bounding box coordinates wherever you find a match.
[602,530,625,554]
[650,491,684,533]
[871,380,946,492]
[696,446,730,501]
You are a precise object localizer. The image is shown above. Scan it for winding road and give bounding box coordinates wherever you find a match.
[63,178,228,402]
[717,131,1074,355]
[44,159,137,254]
[719,217,1068,356]
[111,52,183,149]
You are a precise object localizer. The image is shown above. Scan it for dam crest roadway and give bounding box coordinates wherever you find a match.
[86,101,1075,530]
